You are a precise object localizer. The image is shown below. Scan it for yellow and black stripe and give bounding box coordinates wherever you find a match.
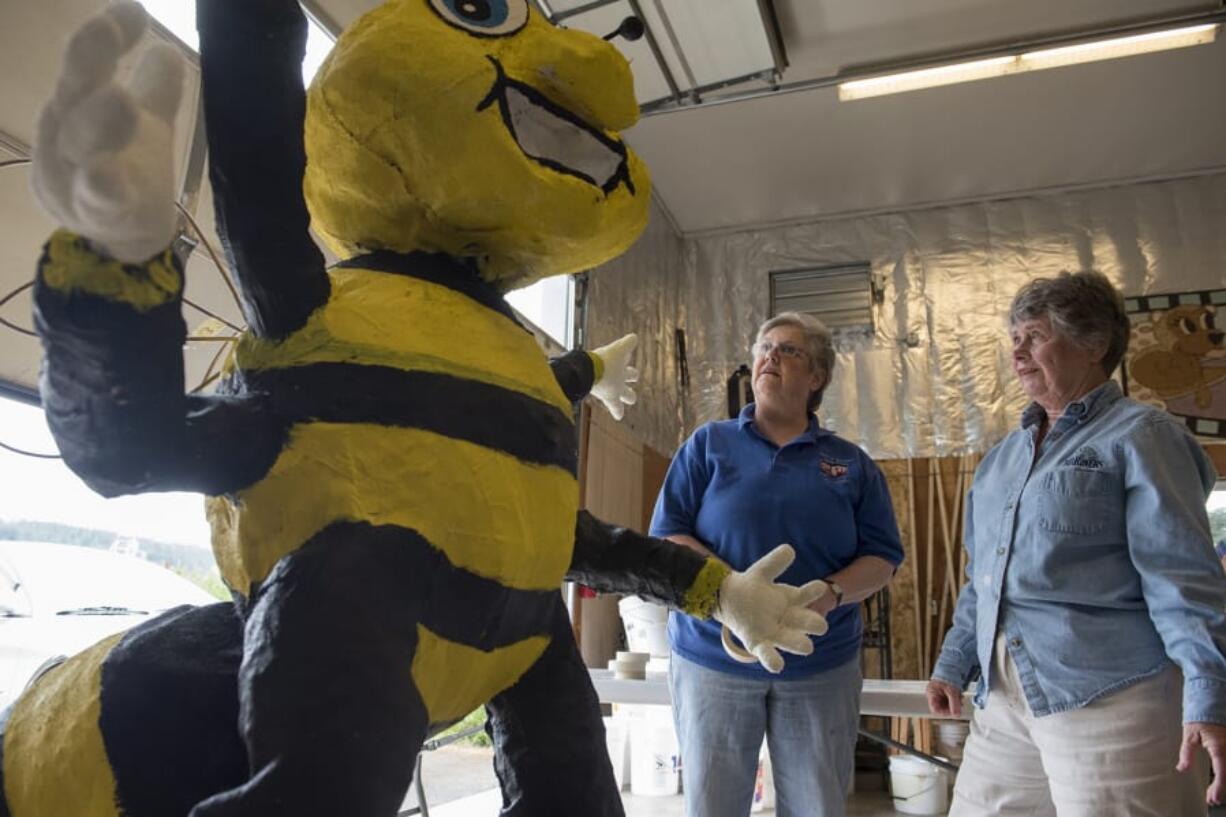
[33,231,290,499]
[25,2,726,812]
[0,604,246,817]
[33,234,722,816]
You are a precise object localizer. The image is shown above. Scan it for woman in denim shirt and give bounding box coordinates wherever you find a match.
[927,271,1226,816]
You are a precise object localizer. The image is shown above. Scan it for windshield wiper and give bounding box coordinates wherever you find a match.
[55,606,148,616]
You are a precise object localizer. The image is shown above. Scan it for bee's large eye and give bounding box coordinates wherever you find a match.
[1179,316,1197,335]
[428,0,528,36]
[1201,310,1217,331]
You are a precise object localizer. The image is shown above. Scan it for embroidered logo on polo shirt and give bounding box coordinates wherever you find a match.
[820,458,849,478]
[1062,445,1104,470]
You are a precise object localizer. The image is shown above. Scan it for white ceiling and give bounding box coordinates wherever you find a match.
[303,0,1226,234]
[2,0,1224,394]
[632,0,1226,234]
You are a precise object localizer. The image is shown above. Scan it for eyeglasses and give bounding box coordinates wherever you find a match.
[753,340,809,361]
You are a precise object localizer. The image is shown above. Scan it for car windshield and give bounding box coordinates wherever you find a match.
[0,542,214,616]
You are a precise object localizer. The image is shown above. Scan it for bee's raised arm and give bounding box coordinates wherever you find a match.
[197,0,329,339]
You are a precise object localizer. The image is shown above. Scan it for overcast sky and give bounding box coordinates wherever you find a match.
[0,397,212,548]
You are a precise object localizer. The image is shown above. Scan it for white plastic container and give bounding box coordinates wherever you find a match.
[618,596,670,657]
[934,719,970,764]
[644,655,671,680]
[750,740,774,812]
[627,705,680,796]
[603,715,630,791]
[888,755,950,815]
[608,651,649,679]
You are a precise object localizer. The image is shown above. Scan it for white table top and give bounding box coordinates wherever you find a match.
[589,670,972,721]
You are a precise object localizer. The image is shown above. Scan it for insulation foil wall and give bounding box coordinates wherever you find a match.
[587,173,1226,459]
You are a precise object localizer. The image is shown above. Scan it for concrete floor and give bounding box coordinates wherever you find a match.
[427,786,903,816]
[408,743,1226,817]
[428,787,1226,817]
[408,746,908,817]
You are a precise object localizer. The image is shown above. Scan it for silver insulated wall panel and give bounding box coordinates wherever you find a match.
[586,172,1226,460]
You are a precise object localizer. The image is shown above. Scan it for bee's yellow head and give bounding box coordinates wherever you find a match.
[304,0,651,290]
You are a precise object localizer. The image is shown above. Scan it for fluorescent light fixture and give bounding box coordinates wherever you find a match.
[838,23,1218,101]
[838,56,1016,101]
[1021,23,1218,70]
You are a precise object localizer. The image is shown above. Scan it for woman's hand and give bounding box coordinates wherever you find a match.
[1179,722,1226,805]
[926,678,964,718]
[808,592,837,617]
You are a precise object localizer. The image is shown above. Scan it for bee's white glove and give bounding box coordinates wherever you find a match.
[590,333,639,421]
[31,1,186,263]
[714,544,829,673]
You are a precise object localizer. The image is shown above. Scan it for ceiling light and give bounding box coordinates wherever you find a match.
[838,23,1218,102]
[1020,23,1218,71]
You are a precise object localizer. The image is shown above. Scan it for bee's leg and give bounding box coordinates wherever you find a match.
[484,600,625,817]
[191,529,432,817]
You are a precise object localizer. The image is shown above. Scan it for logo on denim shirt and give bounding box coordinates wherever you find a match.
[820,458,849,478]
[1062,445,1104,470]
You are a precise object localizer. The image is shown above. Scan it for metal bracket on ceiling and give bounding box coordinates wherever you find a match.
[640,4,1226,117]
[532,0,700,108]
[0,130,30,159]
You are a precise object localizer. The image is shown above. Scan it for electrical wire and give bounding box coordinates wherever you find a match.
[175,201,243,313]
[191,333,236,393]
[0,281,35,337]
[0,439,60,459]
[0,153,246,335]
[183,299,243,333]
[0,148,249,451]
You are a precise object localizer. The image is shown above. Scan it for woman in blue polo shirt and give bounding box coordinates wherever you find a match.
[650,311,904,817]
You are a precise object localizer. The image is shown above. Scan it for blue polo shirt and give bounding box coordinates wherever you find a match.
[649,404,904,678]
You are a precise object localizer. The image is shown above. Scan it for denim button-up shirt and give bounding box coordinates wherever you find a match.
[933,381,1226,723]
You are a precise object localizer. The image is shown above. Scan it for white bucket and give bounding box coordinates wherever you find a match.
[888,755,950,815]
[750,740,774,812]
[934,720,969,764]
[627,705,680,796]
[619,596,670,657]
[603,715,630,791]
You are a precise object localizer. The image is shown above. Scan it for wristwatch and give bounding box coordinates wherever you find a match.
[827,580,844,609]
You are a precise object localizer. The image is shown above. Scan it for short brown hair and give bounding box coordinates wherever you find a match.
[1008,271,1130,375]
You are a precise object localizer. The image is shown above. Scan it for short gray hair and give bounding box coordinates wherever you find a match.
[1008,271,1130,375]
[755,311,835,412]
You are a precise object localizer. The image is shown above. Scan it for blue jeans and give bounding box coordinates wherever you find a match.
[669,653,861,817]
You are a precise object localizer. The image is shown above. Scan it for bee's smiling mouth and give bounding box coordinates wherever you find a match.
[478,57,635,196]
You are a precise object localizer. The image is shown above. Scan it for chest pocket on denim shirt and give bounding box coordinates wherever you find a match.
[1039,467,1118,536]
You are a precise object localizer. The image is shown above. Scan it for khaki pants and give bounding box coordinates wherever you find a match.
[949,634,1208,817]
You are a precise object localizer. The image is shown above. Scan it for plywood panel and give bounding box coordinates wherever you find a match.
[1205,444,1226,479]
[641,445,672,534]
[578,402,646,668]
[878,459,920,681]
[583,402,644,529]
[878,455,977,681]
